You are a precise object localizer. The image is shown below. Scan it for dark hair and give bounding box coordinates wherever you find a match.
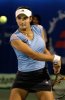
[16,6,31,11]
[31,14,41,25]
[33,14,41,22]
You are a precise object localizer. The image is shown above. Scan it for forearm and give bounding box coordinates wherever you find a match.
[44,48,51,55]
[28,50,54,62]
[11,40,60,63]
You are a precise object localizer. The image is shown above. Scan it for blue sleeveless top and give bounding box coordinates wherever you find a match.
[10,25,46,72]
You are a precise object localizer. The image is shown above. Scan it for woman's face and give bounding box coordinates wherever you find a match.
[16,14,31,30]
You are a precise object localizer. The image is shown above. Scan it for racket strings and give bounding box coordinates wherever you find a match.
[52,74,65,99]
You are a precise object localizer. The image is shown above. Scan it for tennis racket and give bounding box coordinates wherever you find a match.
[51,74,65,100]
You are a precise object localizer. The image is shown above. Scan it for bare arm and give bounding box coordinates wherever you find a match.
[42,32,61,73]
[11,36,54,62]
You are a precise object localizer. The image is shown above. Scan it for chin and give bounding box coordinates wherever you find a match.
[20,26,26,30]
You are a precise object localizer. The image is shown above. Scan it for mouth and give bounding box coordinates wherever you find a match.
[19,24,26,28]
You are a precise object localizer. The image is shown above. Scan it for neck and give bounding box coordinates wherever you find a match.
[19,27,32,35]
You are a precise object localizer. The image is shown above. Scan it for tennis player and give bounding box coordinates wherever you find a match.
[9,6,61,100]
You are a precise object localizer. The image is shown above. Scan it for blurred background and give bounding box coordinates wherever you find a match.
[0,0,65,100]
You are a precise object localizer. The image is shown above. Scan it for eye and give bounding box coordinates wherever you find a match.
[24,17,28,20]
[17,16,22,19]
[17,16,28,20]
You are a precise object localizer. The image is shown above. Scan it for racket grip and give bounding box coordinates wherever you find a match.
[53,54,61,63]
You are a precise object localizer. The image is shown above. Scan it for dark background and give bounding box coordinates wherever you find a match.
[0,0,65,74]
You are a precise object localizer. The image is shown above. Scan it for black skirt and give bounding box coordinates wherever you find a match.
[12,67,52,92]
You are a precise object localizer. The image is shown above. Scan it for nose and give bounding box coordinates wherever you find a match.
[19,19,26,26]
[19,18,25,24]
[21,18,25,21]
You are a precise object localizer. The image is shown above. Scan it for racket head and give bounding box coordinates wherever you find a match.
[51,74,65,99]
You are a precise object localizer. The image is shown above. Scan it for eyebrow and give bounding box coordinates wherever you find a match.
[17,16,28,19]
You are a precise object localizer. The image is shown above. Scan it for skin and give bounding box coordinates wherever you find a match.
[9,13,61,100]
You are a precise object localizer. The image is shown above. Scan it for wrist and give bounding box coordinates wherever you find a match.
[53,54,61,63]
